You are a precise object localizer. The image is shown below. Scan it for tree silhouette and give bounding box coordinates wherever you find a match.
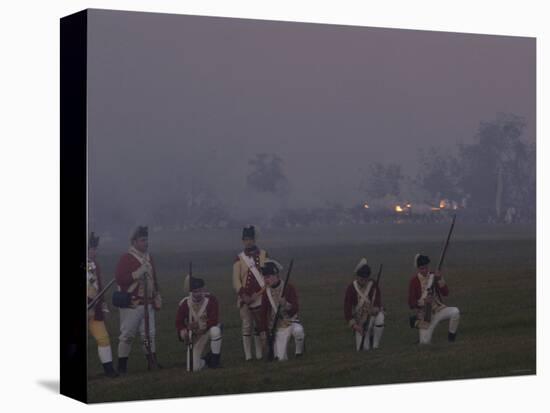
[457,113,532,220]
[246,153,290,196]
[361,163,403,199]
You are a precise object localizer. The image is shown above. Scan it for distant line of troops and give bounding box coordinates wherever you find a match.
[87,225,460,378]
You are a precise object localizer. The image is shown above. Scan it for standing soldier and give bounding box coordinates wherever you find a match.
[232,225,268,361]
[260,260,305,361]
[87,232,118,377]
[176,277,222,371]
[344,258,385,351]
[408,254,460,344]
[114,226,162,373]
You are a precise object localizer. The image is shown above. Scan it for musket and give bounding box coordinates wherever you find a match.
[87,278,115,311]
[425,213,456,322]
[143,271,155,370]
[187,261,194,372]
[267,259,294,361]
[359,264,383,351]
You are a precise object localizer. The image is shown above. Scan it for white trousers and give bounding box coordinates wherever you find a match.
[98,346,113,364]
[240,304,263,360]
[187,325,222,372]
[275,322,305,361]
[419,306,460,344]
[118,305,156,357]
[354,312,385,351]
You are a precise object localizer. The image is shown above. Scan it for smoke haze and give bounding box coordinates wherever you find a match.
[86,10,535,233]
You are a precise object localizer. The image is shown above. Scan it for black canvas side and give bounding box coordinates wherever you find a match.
[60,9,88,403]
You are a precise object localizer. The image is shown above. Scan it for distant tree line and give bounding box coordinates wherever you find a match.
[360,113,535,223]
[90,112,535,233]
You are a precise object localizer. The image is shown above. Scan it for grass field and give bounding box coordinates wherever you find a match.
[87,224,536,403]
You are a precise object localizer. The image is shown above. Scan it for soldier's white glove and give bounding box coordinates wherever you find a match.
[101,302,110,313]
[154,293,162,310]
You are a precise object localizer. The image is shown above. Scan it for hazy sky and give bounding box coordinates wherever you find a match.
[87,9,535,220]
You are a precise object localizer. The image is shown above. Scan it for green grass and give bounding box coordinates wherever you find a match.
[87,228,536,403]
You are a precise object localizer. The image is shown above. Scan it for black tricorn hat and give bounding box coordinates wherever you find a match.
[261,261,281,277]
[190,277,205,291]
[242,225,256,240]
[131,226,148,241]
[415,254,431,267]
[354,258,371,278]
[88,232,100,248]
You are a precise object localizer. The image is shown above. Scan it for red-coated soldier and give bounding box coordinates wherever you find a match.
[232,225,268,360]
[408,254,460,344]
[176,277,222,371]
[344,258,385,351]
[114,226,162,373]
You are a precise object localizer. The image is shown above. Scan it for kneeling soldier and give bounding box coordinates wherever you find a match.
[344,258,385,351]
[408,254,460,344]
[260,260,305,361]
[176,277,222,371]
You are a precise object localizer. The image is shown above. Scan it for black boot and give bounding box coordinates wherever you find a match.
[102,362,119,378]
[209,353,221,368]
[203,351,221,368]
[145,354,153,370]
[448,332,457,342]
[152,353,163,369]
[118,357,128,375]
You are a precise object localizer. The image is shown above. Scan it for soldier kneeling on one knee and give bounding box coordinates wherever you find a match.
[344,258,385,351]
[259,260,305,361]
[176,276,222,371]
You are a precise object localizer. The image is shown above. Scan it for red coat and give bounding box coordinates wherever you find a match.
[259,282,299,332]
[344,281,381,323]
[115,252,159,303]
[408,273,449,309]
[175,294,219,332]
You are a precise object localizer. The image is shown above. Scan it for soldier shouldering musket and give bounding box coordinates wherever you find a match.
[87,232,118,377]
[232,225,269,361]
[113,226,163,373]
[344,258,385,351]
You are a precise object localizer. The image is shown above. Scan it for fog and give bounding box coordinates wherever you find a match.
[86,9,535,237]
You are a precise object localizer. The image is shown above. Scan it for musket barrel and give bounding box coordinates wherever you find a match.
[87,278,115,311]
[437,213,457,271]
[267,258,294,361]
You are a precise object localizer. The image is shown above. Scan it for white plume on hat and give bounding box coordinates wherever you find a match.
[414,253,421,268]
[354,257,368,273]
[184,274,190,294]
